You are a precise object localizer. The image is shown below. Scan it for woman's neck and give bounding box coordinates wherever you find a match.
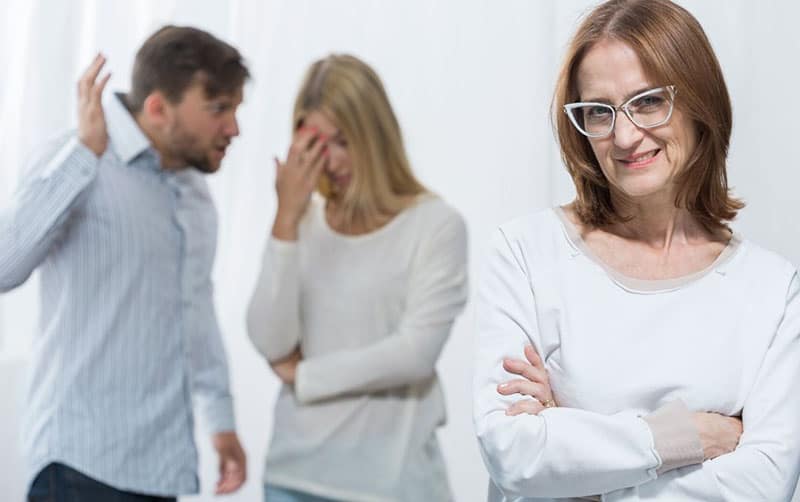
[325,194,418,236]
[604,190,726,251]
[325,200,387,235]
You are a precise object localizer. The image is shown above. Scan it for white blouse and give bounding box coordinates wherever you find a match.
[474,208,800,501]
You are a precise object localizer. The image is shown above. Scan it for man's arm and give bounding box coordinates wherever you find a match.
[0,55,109,291]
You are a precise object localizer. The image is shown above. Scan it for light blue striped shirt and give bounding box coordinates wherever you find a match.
[1,94,235,496]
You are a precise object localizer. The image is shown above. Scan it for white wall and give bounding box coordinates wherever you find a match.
[1,1,799,501]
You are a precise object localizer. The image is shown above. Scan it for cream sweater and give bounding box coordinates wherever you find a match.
[474,208,800,501]
[248,194,468,501]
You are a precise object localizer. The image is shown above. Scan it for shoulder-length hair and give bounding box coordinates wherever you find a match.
[293,54,427,227]
[553,0,743,230]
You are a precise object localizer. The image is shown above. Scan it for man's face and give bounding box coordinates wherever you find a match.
[162,83,243,173]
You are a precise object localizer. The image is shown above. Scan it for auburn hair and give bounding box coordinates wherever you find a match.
[553,0,743,230]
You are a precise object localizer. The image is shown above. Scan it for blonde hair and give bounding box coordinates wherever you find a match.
[553,0,743,231]
[293,54,427,228]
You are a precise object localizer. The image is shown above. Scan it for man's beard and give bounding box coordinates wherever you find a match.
[165,121,217,174]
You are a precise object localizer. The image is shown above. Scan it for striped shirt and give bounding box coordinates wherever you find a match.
[0,94,235,496]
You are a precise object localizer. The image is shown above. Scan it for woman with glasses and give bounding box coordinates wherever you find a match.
[247,54,468,501]
[474,0,800,500]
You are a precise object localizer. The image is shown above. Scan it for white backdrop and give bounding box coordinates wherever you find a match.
[1,1,799,501]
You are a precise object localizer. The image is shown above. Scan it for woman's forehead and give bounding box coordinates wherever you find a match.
[576,40,653,101]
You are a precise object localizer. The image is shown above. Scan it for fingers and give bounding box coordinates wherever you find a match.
[269,346,302,384]
[289,127,319,161]
[506,398,545,416]
[93,72,112,102]
[217,471,245,494]
[215,461,246,494]
[498,378,547,400]
[79,53,107,98]
[306,145,328,187]
[503,357,548,384]
[213,435,247,495]
[524,344,546,372]
[501,346,556,411]
[290,127,331,174]
[303,133,327,172]
[215,470,233,494]
[723,415,743,440]
[283,131,329,193]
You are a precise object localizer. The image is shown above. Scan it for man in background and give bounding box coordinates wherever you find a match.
[0,25,248,501]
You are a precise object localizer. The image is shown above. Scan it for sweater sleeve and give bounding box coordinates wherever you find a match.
[604,271,800,501]
[0,135,99,292]
[293,210,468,404]
[642,400,704,475]
[246,236,303,362]
[474,228,664,499]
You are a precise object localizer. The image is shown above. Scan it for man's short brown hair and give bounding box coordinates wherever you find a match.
[127,25,249,112]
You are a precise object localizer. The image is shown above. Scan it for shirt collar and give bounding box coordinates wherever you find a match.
[105,92,152,165]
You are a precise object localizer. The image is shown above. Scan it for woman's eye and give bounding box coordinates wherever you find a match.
[586,106,611,118]
[631,95,664,109]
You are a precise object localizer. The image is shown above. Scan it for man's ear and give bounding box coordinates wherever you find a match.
[142,91,171,126]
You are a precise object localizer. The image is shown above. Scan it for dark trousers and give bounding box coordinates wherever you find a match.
[27,463,176,502]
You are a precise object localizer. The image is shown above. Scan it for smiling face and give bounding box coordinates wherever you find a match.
[576,38,697,202]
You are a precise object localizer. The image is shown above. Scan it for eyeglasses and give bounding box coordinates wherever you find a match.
[563,85,677,138]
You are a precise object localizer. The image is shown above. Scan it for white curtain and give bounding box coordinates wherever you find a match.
[1,1,799,501]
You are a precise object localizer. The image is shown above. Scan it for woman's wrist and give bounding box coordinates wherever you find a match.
[272,211,300,240]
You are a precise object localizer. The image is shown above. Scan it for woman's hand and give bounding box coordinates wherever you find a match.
[272,127,328,240]
[498,344,557,416]
[499,345,742,456]
[692,412,743,460]
[270,347,303,385]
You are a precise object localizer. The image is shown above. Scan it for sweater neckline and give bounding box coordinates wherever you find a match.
[553,206,742,294]
[314,192,436,242]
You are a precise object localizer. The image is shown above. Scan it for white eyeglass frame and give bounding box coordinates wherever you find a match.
[563,85,677,138]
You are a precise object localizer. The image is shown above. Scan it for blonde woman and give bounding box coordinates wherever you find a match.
[247,54,468,502]
[474,0,800,500]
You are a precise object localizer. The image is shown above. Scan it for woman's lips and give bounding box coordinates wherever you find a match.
[617,149,660,169]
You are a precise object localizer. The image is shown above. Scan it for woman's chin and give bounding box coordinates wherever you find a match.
[613,174,675,200]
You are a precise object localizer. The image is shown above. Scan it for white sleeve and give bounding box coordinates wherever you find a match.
[605,272,800,501]
[473,228,663,499]
[246,236,303,362]
[293,211,468,404]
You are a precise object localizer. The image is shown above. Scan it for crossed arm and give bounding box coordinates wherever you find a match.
[247,210,468,404]
[474,228,800,500]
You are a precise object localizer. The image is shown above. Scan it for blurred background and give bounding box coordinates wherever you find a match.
[1,1,799,500]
